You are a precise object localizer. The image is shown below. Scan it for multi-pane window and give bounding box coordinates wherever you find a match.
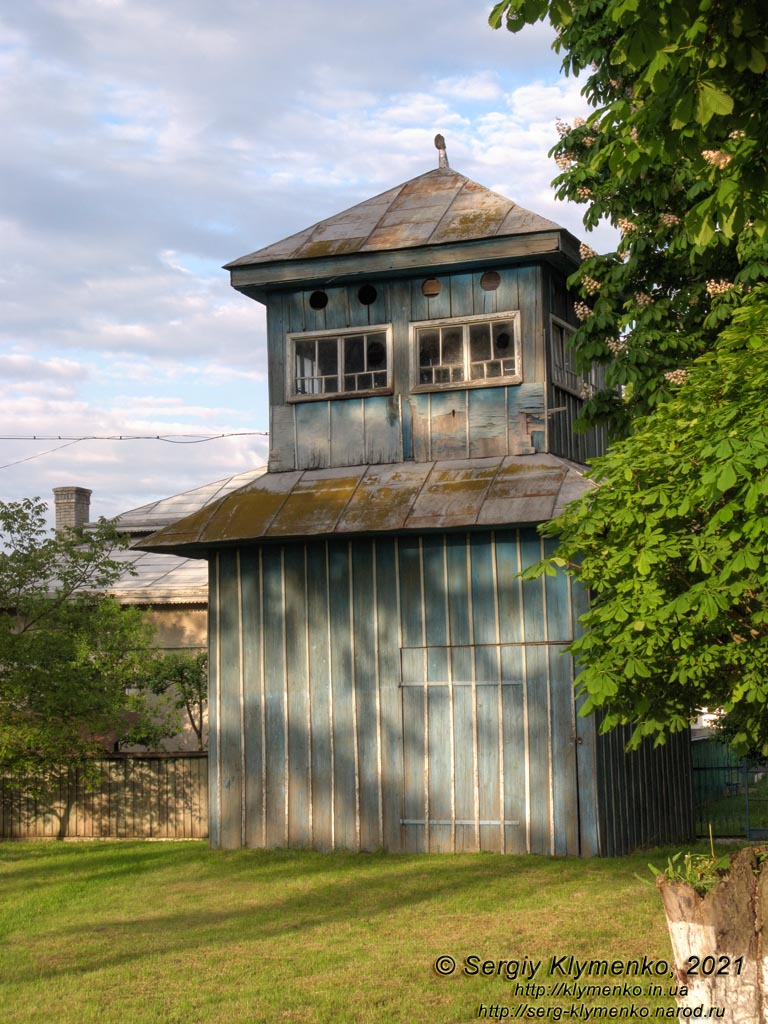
[550,317,602,398]
[412,312,521,389]
[289,326,391,399]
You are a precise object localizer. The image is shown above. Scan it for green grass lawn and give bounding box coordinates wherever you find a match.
[0,841,699,1024]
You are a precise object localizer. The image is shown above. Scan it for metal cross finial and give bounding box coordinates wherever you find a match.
[434,134,449,168]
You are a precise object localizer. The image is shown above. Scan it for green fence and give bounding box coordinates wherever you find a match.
[692,738,768,839]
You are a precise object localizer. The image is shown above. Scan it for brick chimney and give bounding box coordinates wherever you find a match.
[52,486,92,532]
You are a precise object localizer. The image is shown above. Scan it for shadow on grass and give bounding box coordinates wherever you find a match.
[2,843,675,984]
[0,840,209,889]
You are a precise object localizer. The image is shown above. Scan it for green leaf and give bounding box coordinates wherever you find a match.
[717,462,738,492]
[670,91,695,129]
[696,81,734,125]
[610,0,640,22]
[488,0,510,29]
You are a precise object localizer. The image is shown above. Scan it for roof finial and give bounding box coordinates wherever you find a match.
[434,134,449,169]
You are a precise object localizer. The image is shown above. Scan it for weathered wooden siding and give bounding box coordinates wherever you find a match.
[547,386,608,465]
[267,267,547,472]
[208,529,605,854]
[0,755,208,840]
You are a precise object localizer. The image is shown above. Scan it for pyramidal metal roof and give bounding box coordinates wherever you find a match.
[225,166,565,269]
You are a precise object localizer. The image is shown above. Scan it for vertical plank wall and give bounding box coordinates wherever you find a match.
[208,528,614,854]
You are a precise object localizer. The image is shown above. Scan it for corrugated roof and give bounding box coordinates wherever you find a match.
[105,548,209,605]
[138,454,592,556]
[225,167,564,269]
[114,467,267,533]
[105,467,266,603]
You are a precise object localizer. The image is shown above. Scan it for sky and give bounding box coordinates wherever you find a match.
[0,0,618,525]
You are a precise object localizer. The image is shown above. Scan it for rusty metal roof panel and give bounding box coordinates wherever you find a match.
[304,202,401,241]
[477,462,566,526]
[136,470,299,549]
[336,462,433,532]
[498,204,561,236]
[428,180,516,246]
[182,470,303,544]
[299,236,369,258]
[267,467,366,536]
[404,460,499,529]
[552,457,597,518]
[360,221,442,251]
[138,455,593,555]
[400,170,462,195]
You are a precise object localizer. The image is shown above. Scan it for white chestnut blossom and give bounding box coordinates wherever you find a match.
[581,276,602,295]
[664,369,689,386]
[574,301,592,321]
[706,279,734,296]
[702,150,732,169]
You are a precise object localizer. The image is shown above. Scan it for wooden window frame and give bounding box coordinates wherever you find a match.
[287,323,393,402]
[550,315,600,399]
[409,310,522,394]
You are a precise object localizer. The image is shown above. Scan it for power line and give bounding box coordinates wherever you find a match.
[0,431,268,471]
[1,432,267,441]
[1,439,84,470]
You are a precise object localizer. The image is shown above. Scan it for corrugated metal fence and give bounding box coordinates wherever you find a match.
[0,753,208,840]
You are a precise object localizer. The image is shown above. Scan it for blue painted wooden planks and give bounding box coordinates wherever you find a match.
[206,528,691,857]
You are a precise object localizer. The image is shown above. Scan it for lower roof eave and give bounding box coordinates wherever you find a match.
[137,453,594,557]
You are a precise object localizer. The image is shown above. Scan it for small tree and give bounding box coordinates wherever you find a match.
[0,497,158,788]
[143,651,208,751]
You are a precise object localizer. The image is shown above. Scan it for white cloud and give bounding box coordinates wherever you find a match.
[0,354,87,381]
[436,71,503,101]
[0,1,615,519]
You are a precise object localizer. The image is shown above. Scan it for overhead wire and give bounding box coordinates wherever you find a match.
[0,439,85,470]
[0,431,268,471]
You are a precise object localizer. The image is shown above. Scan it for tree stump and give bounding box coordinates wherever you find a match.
[658,847,766,1022]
